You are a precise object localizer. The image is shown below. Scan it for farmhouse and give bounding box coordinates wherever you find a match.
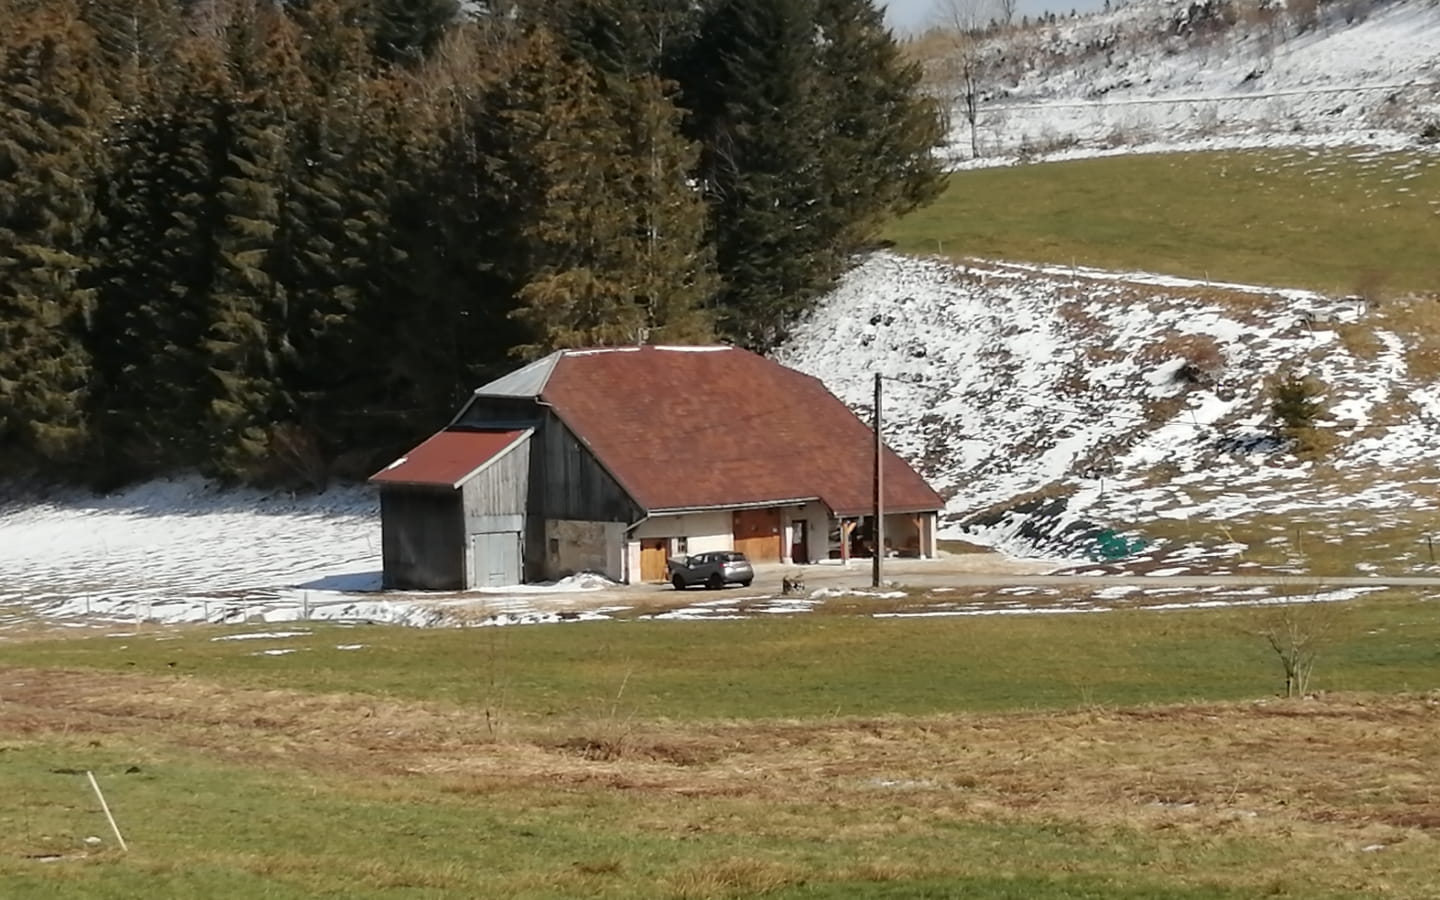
[370,345,944,589]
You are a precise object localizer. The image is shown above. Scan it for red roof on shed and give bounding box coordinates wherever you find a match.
[369,429,528,488]
[536,347,943,516]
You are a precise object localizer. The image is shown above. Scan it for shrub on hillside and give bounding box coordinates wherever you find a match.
[1268,369,1335,460]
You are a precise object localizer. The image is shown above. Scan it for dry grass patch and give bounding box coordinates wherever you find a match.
[1057,298,1107,332]
[1150,286,1283,325]
[7,659,1440,897]
[1140,332,1226,385]
[6,667,1440,839]
[1335,320,1386,361]
[1374,294,1440,379]
[1132,508,1440,576]
[935,538,993,554]
[665,856,802,900]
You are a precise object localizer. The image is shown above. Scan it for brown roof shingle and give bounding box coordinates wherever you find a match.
[537,347,942,516]
[370,429,529,488]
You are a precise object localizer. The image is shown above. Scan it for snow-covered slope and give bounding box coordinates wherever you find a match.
[0,478,621,630]
[778,252,1440,568]
[955,0,1440,161]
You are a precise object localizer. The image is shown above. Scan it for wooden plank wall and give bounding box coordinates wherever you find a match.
[380,487,465,590]
[461,435,530,530]
[539,413,640,524]
[460,436,530,587]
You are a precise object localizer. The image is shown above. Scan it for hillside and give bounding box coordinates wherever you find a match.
[950,0,1440,161]
[779,249,1440,572]
[818,0,1440,570]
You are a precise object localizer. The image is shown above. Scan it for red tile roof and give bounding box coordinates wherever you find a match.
[538,347,943,516]
[370,429,529,488]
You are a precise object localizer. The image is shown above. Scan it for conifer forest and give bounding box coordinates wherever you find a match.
[0,0,945,485]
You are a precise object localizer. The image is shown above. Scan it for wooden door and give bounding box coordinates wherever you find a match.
[733,508,782,562]
[470,531,521,588]
[790,520,809,565]
[639,539,669,582]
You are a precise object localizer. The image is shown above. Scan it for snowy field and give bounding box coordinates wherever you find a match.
[0,479,632,631]
[6,473,1427,634]
[953,0,1440,164]
[779,250,1440,570]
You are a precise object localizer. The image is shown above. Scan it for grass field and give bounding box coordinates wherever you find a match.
[5,596,1440,898]
[886,149,1440,298]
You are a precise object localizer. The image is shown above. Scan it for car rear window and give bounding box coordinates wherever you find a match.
[719,552,748,562]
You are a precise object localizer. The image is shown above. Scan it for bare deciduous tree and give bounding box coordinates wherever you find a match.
[924,0,1002,158]
[1259,601,1333,698]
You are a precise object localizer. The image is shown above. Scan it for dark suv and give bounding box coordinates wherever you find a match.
[667,551,754,590]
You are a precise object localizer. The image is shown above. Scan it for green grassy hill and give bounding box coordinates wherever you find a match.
[886,149,1440,299]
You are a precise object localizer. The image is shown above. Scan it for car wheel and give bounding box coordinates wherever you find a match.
[740,579,753,587]
[672,575,687,591]
[706,573,724,590]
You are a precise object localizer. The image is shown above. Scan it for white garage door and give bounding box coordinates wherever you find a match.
[470,531,521,588]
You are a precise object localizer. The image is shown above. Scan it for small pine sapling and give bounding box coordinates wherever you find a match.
[1268,369,1335,460]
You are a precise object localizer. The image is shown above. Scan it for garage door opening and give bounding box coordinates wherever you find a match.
[733,508,782,562]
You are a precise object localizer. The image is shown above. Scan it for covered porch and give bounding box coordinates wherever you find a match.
[623,499,834,583]
[827,511,938,563]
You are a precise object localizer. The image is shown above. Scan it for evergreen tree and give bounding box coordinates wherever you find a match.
[201,0,305,479]
[680,0,836,350]
[274,0,420,481]
[615,73,715,345]
[387,27,525,413]
[675,0,945,350]
[309,77,442,474]
[78,0,182,103]
[532,1,717,346]
[480,32,653,355]
[814,0,946,244]
[452,30,711,357]
[534,0,703,73]
[361,0,461,66]
[1269,368,1333,460]
[0,3,109,473]
[87,34,230,481]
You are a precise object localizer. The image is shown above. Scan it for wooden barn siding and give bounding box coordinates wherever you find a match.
[445,400,642,581]
[525,437,548,582]
[462,436,531,581]
[539,413,641,524]
[380,487,465,590]
[460,434,530,528]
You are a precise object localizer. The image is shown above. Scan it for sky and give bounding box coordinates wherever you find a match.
[880,0,1106,33]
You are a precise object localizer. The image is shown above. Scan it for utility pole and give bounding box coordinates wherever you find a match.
[872,372,884,588]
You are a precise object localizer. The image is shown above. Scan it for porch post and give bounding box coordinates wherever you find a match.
[840,518,856,565]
